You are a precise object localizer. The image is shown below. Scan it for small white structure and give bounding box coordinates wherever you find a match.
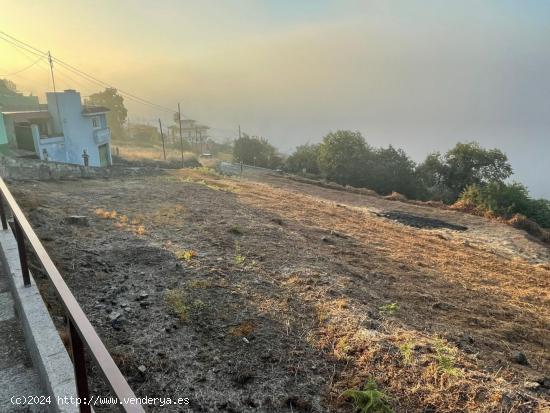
[0,90,112,167]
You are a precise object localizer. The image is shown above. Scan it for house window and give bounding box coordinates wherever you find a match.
[92,116,101,129]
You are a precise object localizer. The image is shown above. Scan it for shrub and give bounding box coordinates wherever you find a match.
[507,214,543,238]
[458,182,550,230]
[379,303,399,316]
[342,378,394,413]
[165,289,189,320]
[285,143,320,174]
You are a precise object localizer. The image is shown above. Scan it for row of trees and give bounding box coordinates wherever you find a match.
[285,130,513,202]
[281,130,550,228]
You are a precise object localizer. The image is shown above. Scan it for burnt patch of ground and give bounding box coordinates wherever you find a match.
[379,211,468,231]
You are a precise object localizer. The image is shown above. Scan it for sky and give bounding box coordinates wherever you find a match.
[1,0,549,197]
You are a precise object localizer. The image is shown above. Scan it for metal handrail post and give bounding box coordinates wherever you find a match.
[0,193,7,230]
[13,217,31,287]
[70,320,92,413]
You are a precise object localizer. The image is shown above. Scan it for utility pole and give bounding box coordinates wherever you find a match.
[198,129,202,154]
[177,103,184,168]
[158,118,166,161]
[48,51,62,135]
[193,126,199,150]
[238,124,241,139]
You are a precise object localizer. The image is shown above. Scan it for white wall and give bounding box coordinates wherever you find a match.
[46,91,110,167]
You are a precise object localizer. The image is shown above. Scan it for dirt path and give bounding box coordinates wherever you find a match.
[11,170,550,412]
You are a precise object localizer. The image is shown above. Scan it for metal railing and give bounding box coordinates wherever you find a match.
[0,177,145,413]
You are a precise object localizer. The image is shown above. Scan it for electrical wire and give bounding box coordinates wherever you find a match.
[0,30,176,114]
[0,30,241,138]
[0,55,45,76]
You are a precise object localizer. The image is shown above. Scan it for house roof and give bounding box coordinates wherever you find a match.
[81,105,110,116]
[1,110,51,122]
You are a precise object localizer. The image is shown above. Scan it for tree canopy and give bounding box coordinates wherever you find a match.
[418,142,513,202]
[365,145,421,198]
[317,130,370,187]
[285,143,320,175]
[0,79,17,93]
[85,88,128,140]
[233,134,281,168]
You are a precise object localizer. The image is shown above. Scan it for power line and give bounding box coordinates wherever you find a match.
[0,30,243,137]
[0,33,46,59]
[0,30,175,114]
[0,55,45,76]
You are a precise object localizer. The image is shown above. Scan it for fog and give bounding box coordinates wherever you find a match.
[2,0,549,197]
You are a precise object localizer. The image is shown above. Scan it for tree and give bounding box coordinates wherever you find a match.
[416,152,452,201]
[127,123,160,145]
[444,142,512,198]
[85,88,128,140]
[317,130,370,186]
[233,134,281,168]
[366,145,421,198]
[286,143,320,174]
[417,142,513,202]
[0,79,17,93]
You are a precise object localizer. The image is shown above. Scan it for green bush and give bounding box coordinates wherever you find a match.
[342,378,394,413]
[459,182,550,228]
[365,145,423,199]
[285,143,320,174]
[233,134,282,169]
[317,130,371,187]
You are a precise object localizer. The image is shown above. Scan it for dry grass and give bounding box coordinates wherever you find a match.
[165,289,189,321]
[384,191,408,201]
[114,144,196,162]
[94,208,117,219]
[224,174,549,412]
[17,171,548,412]
[94,208,147,235]
[177,249,197,261]
[507,214,547,240]
[451,202,550,243]
[229,320,256,337]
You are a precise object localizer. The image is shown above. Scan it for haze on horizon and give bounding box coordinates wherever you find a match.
[1,0,549,198]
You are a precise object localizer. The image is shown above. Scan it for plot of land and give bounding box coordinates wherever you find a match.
[11,169,550,412]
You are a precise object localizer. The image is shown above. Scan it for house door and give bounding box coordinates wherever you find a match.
[14,123,36,152]
[98,144,110,166]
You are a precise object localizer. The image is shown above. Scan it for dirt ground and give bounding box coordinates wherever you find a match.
[11,168,550,412]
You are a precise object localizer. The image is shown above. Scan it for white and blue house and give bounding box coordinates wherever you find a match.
[0,89,112,167]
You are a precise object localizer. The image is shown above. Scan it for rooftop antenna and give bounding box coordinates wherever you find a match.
[47,51,63,134]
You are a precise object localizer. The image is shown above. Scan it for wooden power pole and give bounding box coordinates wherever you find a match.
[158,118,166,161]
[177,103,184,168]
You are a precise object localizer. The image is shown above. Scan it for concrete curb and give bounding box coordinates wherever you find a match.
[0,229,78,413]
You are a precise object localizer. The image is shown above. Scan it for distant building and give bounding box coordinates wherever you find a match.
[168,119,209,152]
[0,89,112,167]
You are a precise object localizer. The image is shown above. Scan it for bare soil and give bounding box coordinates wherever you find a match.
[11,169,550,412]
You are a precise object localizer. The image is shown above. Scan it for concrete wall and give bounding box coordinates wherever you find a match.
[0,155,160,181]
[3,116,16,146]
[0,155,112,180]
[0,113,7,145]
[31,125,66,162]
[46,91,110,167]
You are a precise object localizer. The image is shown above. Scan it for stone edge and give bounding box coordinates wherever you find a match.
[0,229,78,413]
